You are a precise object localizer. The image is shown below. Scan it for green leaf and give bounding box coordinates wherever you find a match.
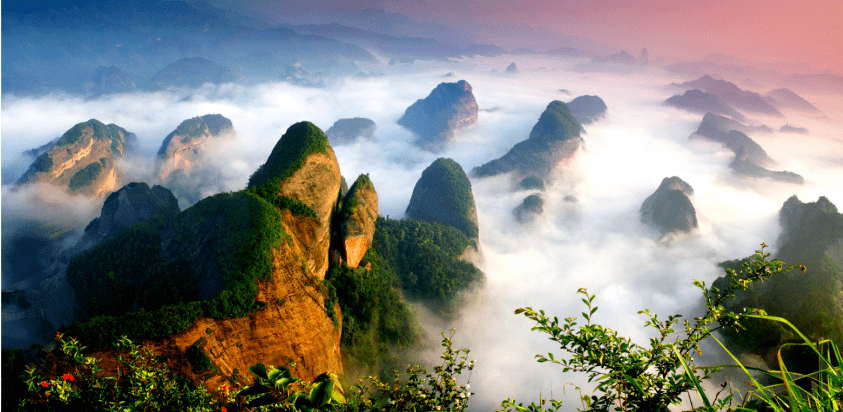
[237,384,271,397]
[267,367,284,383]
[248,363,268,380]
[309,380,333,407]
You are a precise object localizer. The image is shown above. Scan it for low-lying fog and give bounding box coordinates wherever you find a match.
[3,55,841,410]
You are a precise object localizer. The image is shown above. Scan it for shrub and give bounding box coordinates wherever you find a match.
[502,244,842,412]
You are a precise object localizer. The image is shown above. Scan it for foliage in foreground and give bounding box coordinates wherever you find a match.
[12,331,473,412]
[12,244,842,412]
[501,244,842,412]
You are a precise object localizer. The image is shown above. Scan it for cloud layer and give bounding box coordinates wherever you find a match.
[3,55,841,410]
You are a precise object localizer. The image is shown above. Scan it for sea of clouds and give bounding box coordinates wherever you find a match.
[2,55,841,410]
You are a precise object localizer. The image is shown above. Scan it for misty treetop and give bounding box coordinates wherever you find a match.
[405,157,479,240]
[375,217,482,317]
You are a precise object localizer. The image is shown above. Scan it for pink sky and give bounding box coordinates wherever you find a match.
[376,0,842,73]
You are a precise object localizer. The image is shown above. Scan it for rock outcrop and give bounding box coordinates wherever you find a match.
[690,113,803,184]
[156,114,235,182]
[337,174,378,269]
[149,57,240,90]
[406,158,478,240]
[567,95,607,125]
[518,176,545,191]
[72,182,180,253]
[84,65,137,97]
[665,89,745,121]
[325,118,376,145]
[16,119,135,197]
[513,194,544,223]
[691,112,773,166]
[730,148,804,185]
[397,80,478,153]
[473,100,582,181]
[59,121,345,388]
[248,121,343,280]
[640,176,698,235]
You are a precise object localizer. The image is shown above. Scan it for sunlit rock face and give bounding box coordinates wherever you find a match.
[156,114,234,182]
[49,122,345,389]
[406,158,479,241]
[472,100,582,182]
[16,119,135,197]
[336,175,378,269]
[397,79,478,153]
[640,176,698,236]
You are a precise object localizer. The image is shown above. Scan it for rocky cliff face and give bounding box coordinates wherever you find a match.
[336,175,378,269]
[473,100,582,182]
[171,122,344,383]
[16,119,134,197]
[397,80,478,153]
[156,114,235,182]
[406,158,479,241]
[325,117,376,145]
[73,182,180,253]
[567,95,607,125]
[640,176,698,236]
[59,121,347,387]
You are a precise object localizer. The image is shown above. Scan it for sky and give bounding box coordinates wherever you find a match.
[238,0,843,73]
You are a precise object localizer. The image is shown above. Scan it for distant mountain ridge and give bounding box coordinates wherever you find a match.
[2,0,377,96]
[673,75,783,117]
[473,100,582,181]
